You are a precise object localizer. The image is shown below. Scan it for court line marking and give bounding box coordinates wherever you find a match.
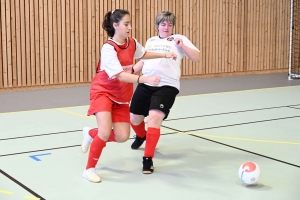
[189,134,300,168]
[178,85,300,98]
[0,128,298,158]
[0,130,81,141]
[161,128,300,145]
[55,108,95,119]
[24,196,40,200]
[0,127,173,141]
[162,115,300,133]
[185,132,300,145]
[0,85,299,114]
[165,104,300,121]
[0,169,45,200]
[0,190,13,194]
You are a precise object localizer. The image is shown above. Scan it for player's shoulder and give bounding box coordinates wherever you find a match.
[172,34,188,40]
[146,36,160,42]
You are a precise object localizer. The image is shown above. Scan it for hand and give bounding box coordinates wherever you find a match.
[165,52,177,60]
[146,76,161,86]
[174,38,184,48]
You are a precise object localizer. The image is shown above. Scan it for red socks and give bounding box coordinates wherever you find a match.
[144,127,160,158]
[107,130,116,142]
[89,129,116,142]
[130,121,146,138]
[88,129,98,138]
[86,135,106,169]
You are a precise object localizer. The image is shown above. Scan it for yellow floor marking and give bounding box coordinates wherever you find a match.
[0,190,13,194]
[56,108,95,119]
[184,132,300,145]
[178,85,300,98]
[1,85,299,114]
[24,196,40,200]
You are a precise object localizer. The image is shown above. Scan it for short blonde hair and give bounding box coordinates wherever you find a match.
[155,11,176,31]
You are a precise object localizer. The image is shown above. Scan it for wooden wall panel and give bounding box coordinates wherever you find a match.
[0,0,292,91]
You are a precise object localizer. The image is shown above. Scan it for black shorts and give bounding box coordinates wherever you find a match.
[130,84,179,120]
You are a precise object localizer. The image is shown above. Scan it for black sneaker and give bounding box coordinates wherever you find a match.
[143,156,154,174]
[131,135,146,149]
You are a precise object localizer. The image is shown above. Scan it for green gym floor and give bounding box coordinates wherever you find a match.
[0,73,300,200]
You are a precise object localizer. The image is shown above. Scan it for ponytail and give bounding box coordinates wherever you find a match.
[102,9,130,37]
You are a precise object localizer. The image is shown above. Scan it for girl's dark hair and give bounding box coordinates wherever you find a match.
[102,9,130,37]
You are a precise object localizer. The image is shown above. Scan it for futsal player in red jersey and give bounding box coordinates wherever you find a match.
[81,9,177,183]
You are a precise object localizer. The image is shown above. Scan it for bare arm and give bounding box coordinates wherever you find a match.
[142,52,177,60]
[116,72,161,86]
[132,60,144,74]
[174,38,200,62]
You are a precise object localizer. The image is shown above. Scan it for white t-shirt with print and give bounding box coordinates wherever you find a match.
[100,37,146,79]
[142,34,200,90]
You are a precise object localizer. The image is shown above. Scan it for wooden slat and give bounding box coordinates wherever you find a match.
[254,0,259,71]
[196,0,200,74]
[200,0,205,74]
[48,0,54,84]
[264,0,269,70]
[75,0,80,82]
[43,0,49,85]
[61,0,66,83]
[146,0,150,41]
[192,0,197,75]
[221,0,226,73]
[34,0,40,85]
[91,0,96,79]
[208,0,212,74]
[95,0,99,77]
[10,0,17,87]
[0,0,3,88]
[20,0,27,86]
[65,0,70,83]
[242,0,247,71]
[83,0,87,82]
[25,0,31,86]
[212,0,216,74]
[258,0,263,71]
[53,0,58,84]
[87,0,92,81]
[1,0,7,88]
[79,0,83,82]
[70,0,75,83]
[269,0,275,70]
[234,0,238,72]
[216,0,221,74]
[129,0,134,39]
[30,0,36,86]
[134,0,139,42]
[39,0,45,85]
[227,0,235,72]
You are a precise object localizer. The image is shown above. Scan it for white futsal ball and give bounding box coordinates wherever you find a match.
[238,161,260,185]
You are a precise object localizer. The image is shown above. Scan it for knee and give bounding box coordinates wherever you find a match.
[115,134,129,143]
[130,113,144,125]
[147,110,165,127]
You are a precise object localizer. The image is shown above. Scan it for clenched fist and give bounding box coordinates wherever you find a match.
[146,76,161,86]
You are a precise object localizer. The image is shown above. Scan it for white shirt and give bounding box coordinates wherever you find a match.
[100,37,146,79]
[142,34,200,90]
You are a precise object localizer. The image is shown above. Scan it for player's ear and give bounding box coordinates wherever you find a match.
[113,22,119,29]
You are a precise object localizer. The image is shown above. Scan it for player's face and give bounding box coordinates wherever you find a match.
[114,14,132,39]
[158,20,174,38]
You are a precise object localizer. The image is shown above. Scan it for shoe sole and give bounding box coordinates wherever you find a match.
[81,143,89,153]
[82,175,102,183]
[142,171,153,174]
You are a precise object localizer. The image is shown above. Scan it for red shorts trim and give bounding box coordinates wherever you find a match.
[87,95,130,123]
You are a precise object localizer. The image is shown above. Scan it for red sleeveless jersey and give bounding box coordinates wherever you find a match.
[90,37,136,103]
